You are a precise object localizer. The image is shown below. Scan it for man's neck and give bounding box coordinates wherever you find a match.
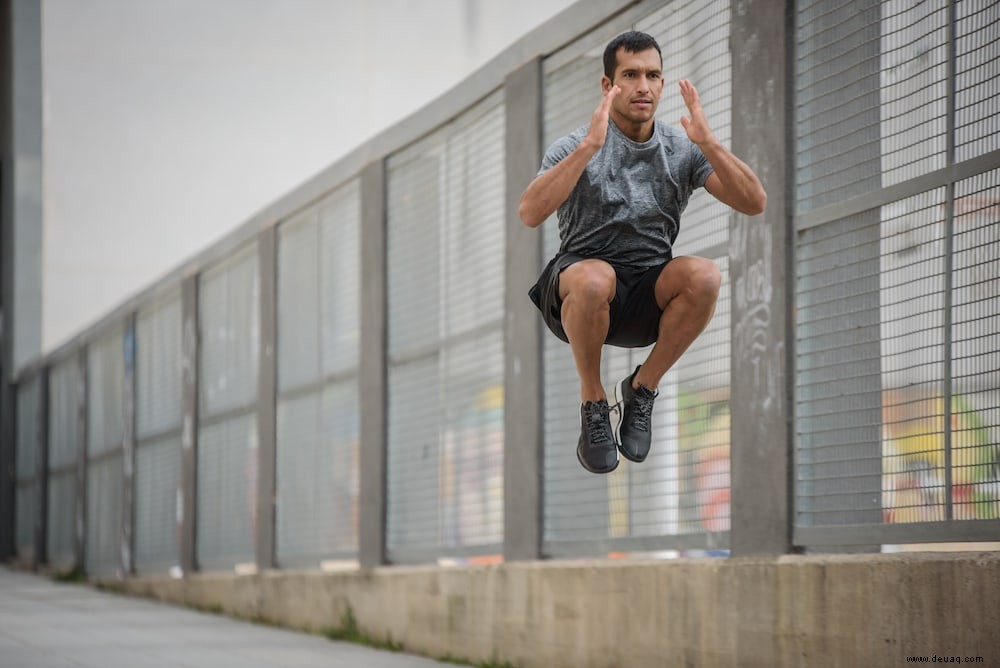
[611,114,655,143]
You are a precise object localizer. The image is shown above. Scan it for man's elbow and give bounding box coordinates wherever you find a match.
[744,189,767,216]
[518,200,544,228]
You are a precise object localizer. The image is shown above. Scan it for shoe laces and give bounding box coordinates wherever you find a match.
[583,401,611,445]
[628,387,657,433]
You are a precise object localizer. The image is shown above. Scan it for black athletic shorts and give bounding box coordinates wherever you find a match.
[528,252,673,349]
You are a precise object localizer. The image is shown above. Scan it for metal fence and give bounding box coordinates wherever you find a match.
[3,0,998,576]
[793,0,1000,547]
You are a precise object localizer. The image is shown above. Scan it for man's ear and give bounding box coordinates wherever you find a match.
[601,75,612,93]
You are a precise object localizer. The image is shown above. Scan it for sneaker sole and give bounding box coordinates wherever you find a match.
[613,378,647,463]
[576,443,619,475]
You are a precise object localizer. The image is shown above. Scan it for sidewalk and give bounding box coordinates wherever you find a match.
[0,566,453,668]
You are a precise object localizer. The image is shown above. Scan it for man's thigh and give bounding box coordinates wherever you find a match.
[557,258,617,302]
[652,256,720,310]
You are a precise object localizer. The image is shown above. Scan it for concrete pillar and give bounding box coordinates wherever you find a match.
[359,159,388,568]
[1,0,44,560]
[4,0,42,371]
[503,57,544,561]
[179,276,199,573]
[728,0,793,555]
[255,228,277,570]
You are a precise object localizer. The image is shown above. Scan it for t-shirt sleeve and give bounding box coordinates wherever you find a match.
[538,132,584,176]
[690,142,714,190]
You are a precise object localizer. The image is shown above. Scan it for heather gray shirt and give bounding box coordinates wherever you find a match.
[539,119,714,268]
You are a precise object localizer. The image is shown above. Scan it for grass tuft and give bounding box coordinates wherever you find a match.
[322,606,404,652]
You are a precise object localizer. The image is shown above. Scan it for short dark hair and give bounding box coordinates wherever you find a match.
[603,31,662,79]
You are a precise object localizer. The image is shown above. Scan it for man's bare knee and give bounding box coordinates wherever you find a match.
[560,260,616,303]
[686,258,721,301]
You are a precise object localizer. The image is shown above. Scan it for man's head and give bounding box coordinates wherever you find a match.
[601,31,664,133]
[603,31,662,80]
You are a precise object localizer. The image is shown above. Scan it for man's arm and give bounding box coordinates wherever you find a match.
[679,79,767,216]
[518,85,620,228]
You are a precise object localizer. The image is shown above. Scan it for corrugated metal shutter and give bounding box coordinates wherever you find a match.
[198,244,259,570]
[134,293,183,574]
[794,1,1000,533]
[15,378,40,562]
[955,1,999,161]
[275,179,361,567]
[795,0,884,212]
[386,91,505,562]
[950,168,999,520]
[540,0,732,555]
[86,328,125,576]
[47,357,81,569]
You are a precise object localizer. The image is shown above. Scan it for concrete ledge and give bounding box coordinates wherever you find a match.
[110,553,1000,667]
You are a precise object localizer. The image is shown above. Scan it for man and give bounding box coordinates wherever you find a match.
[519,31,766,474]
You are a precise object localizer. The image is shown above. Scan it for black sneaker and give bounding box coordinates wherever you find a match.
[614,366,658,462]
[576,399,619,474]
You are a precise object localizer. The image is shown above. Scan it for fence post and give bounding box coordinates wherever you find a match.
[728,0,794,555]
[121,316,137,575]
[503,57,544,561]
[179,275,199,573]
[256,227,278,570]
[359,159,388,568]
[34,368,48,568]
[73,349,87,571]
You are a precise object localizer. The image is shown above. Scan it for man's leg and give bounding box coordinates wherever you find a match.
[614,256,721,462]
[558,259,620,474]
[558,259,617,401]
[633,256,722,390]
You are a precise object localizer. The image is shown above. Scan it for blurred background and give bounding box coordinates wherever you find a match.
[41,0,575,352]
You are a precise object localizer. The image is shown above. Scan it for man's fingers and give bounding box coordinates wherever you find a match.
[602,85,620,109]
[679,79,698,106]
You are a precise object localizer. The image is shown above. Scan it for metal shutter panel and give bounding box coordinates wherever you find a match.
[197,245,259,570]
[275,179,361,567]
[86,329,125,576]
[15,379,40,561]
[386,92,505,561]
[540,0,733,555]
[47,358,81,569]
[134,294,183,574]
[955,1,1000,161]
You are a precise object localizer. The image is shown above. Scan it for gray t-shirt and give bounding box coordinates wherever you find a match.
[539,119,714,268]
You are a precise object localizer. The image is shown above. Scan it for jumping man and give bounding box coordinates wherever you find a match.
[519,31,766,474]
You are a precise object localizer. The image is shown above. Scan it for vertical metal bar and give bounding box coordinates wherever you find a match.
[179,275,200,573]
[503,57,544,561]
[942,0,958,520]
[121,315,137,575]
[256,227,278,570]
[73,349,87,571]
[784,0,799,550]
[0,378,13,561]
[359,158,388,569]
[34,369,48,569]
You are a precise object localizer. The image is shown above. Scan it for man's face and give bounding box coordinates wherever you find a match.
[602,47,664,126]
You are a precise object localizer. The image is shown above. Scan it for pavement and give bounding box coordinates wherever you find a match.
[0,565,455,668]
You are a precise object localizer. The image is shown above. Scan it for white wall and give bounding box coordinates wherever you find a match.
[40,0,576,354]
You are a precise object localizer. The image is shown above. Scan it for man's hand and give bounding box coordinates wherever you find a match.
[584,85,620,149]
[678,79,716,147]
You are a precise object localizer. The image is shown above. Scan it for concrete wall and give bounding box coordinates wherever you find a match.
[112,553,1000,667]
